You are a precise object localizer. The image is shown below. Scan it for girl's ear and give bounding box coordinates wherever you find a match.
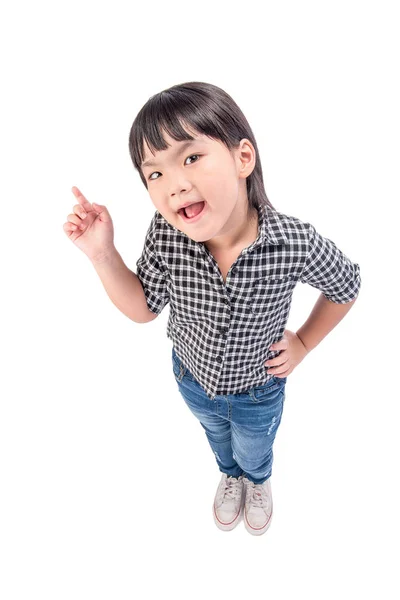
[237,139,256,178]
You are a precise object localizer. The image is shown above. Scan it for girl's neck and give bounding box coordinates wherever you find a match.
[204,204,259,255]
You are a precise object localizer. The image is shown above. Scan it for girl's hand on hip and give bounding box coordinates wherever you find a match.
[265,329,309,378]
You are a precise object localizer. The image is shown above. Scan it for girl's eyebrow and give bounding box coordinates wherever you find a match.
[141,139,202,169]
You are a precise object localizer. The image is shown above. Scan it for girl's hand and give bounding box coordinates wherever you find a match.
[265,329,309,378]
[63,186,116,263]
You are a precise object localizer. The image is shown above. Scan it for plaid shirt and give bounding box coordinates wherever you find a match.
[136,203,361,400]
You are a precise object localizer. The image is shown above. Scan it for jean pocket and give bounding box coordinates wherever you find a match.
[249,376,286,403]
[172,348,196,383]
[172,349,184,381]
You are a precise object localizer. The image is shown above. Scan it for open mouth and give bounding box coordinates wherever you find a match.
[178,200,206,223]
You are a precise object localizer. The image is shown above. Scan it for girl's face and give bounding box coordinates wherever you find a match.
[141,130,255,245]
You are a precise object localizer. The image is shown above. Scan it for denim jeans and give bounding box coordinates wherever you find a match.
[172,347,287,485]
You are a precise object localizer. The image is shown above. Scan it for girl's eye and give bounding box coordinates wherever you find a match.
[184,154,200,166]
[148,154,200,181]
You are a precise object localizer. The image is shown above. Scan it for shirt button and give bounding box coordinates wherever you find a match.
[216,356,223,363]
[223,298,230,305]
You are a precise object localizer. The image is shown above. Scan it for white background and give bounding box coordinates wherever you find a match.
[1,0,399,598]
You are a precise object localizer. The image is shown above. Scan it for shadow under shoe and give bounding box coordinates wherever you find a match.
[213,473,245,532]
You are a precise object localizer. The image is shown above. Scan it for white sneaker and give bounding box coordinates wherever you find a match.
[213,473,244,531]
[243,476,273,536]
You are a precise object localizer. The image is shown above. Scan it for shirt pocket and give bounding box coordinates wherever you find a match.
[249,274,297,314]
[169,273,215,325]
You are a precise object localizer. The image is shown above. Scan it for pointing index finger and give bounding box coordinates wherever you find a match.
[71,186,92,210]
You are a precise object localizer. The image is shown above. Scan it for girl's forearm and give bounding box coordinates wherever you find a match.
[296,293,357,353]
[91,248,155,324]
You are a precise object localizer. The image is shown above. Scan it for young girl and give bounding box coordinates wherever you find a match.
[64,81,361,536]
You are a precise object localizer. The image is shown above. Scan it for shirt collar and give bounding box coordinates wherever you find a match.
[257,203,289,246]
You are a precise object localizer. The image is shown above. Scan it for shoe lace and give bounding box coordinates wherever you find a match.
[220,476,242,501]
[246,480,270,510]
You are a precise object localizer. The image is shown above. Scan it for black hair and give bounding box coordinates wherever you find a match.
[128,81,275,215]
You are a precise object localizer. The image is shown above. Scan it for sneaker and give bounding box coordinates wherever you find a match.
[243,476,273,536]
[213,473,245,531]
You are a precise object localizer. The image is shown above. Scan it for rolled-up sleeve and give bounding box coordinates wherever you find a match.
[135,215,170,315]
[299,223,361,304]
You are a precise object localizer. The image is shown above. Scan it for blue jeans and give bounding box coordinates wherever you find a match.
[172,347,287,485]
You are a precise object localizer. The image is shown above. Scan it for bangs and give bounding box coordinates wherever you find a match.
[136,116,200,168]
[129,84,237,177]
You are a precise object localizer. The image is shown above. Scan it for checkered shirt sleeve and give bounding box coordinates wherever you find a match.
[300,223,361,304]
[135,216,170,315]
